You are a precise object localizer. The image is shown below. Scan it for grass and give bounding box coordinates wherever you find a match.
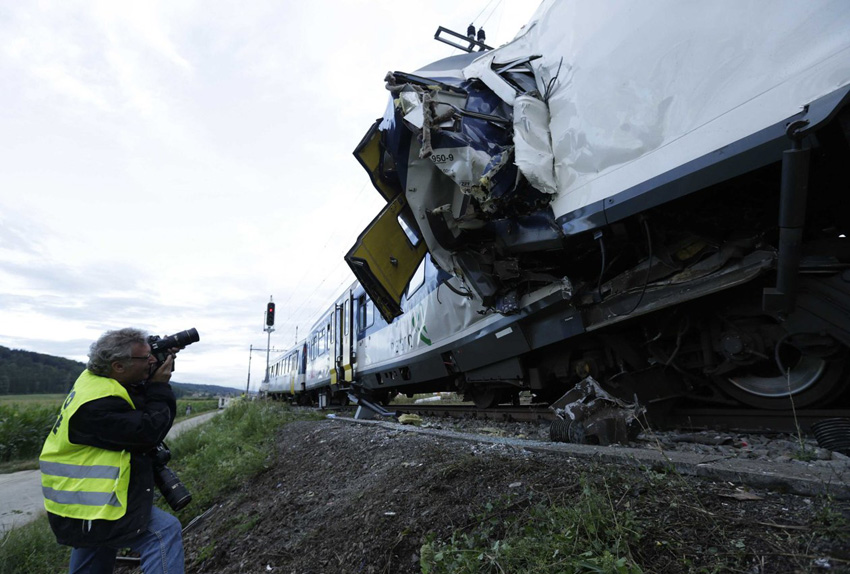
[0,395,65,407]
[419,457,850,574]
[174,398,219,422]
[0,518,70,574]
[420,473,642,574]
[0,400,324,574]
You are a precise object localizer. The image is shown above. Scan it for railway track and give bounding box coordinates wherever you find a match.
[392,403,556,423]
[388,403,848,434]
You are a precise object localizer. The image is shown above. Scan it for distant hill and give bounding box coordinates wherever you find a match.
[0,345,241,396]
[171,382,242,398]
[0,345,84,394]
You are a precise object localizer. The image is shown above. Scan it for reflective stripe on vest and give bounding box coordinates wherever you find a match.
[42,486,122,507]
[39,370,135,521]
[40,461,121,480]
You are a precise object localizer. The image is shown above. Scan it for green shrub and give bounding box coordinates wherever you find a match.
[0,404,59,462]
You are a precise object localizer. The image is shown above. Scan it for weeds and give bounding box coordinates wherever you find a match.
[420,474,642,574]
[0,517,70,574]
[813,496,850,540]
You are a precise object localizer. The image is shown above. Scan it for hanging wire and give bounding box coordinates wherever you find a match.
[472,0,501,27]
[273,181,370,333]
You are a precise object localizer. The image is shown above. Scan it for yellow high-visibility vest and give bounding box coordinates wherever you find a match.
[40,370,135,521]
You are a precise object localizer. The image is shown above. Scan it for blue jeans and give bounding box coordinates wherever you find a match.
[68,507,185,574]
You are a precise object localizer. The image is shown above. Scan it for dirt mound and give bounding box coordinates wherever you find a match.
[181,419,849,573]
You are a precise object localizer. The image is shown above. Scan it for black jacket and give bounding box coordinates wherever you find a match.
[47,379,176,548]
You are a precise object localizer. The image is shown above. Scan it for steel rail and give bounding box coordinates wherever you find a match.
[390,403,848,434]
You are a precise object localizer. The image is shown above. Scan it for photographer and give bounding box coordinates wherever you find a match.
[40,328,185,574]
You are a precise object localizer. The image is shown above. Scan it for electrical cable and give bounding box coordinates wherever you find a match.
[610,216,653,318]
[472,0,501,27]
[595,231,606,302]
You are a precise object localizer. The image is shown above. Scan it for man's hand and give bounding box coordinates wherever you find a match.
[149,348,180,383]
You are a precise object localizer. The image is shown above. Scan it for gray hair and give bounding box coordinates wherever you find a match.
[87,328,149,376]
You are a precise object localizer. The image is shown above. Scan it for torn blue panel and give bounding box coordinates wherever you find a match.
[490,211,564,254]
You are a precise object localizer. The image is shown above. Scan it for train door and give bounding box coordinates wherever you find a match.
[334,290,355,385]
[345,123,427,323]
[299,344,307,392]
[288,352,296,396]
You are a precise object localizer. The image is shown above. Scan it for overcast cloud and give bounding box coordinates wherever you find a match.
[0,0,537,390]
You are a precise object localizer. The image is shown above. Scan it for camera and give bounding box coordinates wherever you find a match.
[148,328,200,370]
[151,442,192,511]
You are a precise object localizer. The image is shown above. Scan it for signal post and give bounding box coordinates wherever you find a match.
[264,297,275,386]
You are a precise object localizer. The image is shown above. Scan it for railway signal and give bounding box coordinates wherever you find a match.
[266,302,276,326]
[263,296,275,386]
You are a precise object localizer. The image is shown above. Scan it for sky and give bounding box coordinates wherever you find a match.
[0,0,540,391]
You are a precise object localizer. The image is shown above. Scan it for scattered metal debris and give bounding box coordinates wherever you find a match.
[549,376,645,445]
[812,418,850,456]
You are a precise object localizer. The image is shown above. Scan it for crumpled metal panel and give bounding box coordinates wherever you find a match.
[549,376,646,446]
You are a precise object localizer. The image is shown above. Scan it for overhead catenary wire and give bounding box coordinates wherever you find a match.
[471,0,502,28]
[274,180,371,315]
[271,180,373,344]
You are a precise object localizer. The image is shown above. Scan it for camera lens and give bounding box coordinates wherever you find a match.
[171,328,200,348]
[154,465,192,511]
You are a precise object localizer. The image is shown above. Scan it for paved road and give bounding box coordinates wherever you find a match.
[0,410,222,533]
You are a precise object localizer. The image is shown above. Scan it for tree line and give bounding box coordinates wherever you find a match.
[0,345,85,395]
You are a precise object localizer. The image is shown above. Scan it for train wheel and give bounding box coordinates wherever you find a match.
[713,344,847,410]
[471,387,498,409]
[469,387,517,409]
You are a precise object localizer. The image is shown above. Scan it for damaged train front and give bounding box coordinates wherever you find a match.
[346,40,569,323]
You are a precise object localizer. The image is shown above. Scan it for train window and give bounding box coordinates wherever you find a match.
[397,214,421,247]
[344,299,349,336]
[406,258,426,298]
[358,296,375,331]
[380,145,398,185]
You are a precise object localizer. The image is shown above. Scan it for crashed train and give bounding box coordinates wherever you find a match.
[263,1,850,416]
